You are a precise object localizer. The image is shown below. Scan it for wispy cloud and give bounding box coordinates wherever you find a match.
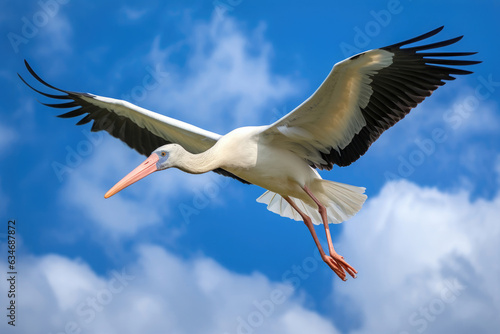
[57,138,217,240]
[335,180,500,333]
[145,14,299,133]
[0,121,18,154]
[370,77,500,156]
[365,79,500,196]
[0,244,342,334]
[34,13,73,58]
[119,6,149,21]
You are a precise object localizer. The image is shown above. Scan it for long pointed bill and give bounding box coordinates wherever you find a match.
[104,154,159,199]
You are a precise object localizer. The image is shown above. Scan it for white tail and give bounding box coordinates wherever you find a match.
[256,180,367,225]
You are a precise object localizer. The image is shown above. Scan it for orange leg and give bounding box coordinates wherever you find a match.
[284,196,348,281]
[302,186,357,279]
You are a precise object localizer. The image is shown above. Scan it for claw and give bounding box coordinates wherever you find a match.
[322,253,357,280]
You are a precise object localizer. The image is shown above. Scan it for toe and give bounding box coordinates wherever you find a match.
[323,256,348,280]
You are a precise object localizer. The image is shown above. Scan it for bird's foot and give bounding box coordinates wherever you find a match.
[322,253,357,281]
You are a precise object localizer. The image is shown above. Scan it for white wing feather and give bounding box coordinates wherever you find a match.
[262,49,394,166]
[82,94,221,154]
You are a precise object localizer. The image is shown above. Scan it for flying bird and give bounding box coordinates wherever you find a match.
[20,27,480,280]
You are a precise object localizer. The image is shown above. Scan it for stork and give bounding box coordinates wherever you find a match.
[20,27,479,280]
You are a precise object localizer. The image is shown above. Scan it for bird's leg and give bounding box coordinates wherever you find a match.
[283,196,346,280]
[302,186,357,279]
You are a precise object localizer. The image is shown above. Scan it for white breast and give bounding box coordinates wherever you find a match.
[218,127,320,198]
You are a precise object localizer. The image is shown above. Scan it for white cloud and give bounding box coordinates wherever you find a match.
[58,138,159,238]
[0,121,17,154]
[5,180,499,334]
[0,244,341,334]
[35,13,72,57]
[443,91,500,136]
[335,180,500,333]
[58,137,222,240]
[119,6,148,21]
[458,143,498,180]
[145,14,299,133]
[370,82,500,157]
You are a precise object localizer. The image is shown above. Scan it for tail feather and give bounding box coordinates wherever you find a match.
[257,180,367,225]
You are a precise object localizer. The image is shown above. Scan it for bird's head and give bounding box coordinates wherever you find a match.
[154,144,185,170]
[104,144,180,199]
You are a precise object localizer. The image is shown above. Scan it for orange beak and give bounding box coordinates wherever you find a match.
[104,154,159,199]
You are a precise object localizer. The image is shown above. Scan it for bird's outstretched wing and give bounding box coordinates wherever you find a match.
[19,60,250,184]
[262,26,481,169]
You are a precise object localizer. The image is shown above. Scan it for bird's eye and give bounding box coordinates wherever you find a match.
[161,152,166,157]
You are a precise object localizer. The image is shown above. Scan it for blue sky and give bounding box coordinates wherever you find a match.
[1,0,500,333]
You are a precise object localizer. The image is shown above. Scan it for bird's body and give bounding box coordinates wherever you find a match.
[215,126,315,199]
[174,125,351,210]
[20,27,480,280]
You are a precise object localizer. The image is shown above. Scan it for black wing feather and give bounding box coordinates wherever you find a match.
[320,26,480,168]
[19,60,250,184]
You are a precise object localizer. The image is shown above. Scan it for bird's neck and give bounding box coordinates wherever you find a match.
[175,147,221,174]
